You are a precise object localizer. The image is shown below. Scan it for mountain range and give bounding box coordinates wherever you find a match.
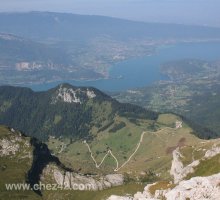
[0,85,220,200]
[1,12,220,86]
[0,84,157,141]
[0,11,220,200]
[1,12,220,41]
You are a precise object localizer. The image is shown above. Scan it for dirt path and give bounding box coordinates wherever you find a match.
[84,127,173,171]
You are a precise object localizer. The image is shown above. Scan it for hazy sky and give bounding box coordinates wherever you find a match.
[0,0,220,27]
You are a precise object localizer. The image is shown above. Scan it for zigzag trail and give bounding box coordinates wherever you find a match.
[84,127,175,171]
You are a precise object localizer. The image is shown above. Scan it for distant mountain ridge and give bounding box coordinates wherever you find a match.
[0,12,220,41]
[0,32,104,85]
[1,12,220,86]
[0,32,70,66]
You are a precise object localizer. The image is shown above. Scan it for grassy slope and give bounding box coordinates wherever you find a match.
[47,114,207,179]
[0,126,39,200]
[1,113,220,200]
[188,154,220,178]
[0,126,143,200]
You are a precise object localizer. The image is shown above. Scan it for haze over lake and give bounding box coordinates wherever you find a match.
[28,41,220,92]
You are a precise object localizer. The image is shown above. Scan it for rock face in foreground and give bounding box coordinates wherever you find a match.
[107,173,220,200]
[0,128,32,158]
[170,148,200,184]
[170,144,220,184]
[107,143,220,200]
[165,173,220,200]
[43,165,124,191]
[53,170,124,191]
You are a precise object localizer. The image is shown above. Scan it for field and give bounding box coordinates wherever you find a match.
[1,112,220,200]
[47,114,205,180]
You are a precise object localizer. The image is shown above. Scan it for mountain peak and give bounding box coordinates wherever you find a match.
[0,84,158,140]
[51,84,96,104]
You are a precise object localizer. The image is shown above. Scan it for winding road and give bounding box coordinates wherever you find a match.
[84,127,176,171]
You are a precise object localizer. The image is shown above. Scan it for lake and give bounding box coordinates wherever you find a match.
[29,41,220,92]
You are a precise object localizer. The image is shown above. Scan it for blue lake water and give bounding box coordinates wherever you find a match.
[29,41,220,92]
